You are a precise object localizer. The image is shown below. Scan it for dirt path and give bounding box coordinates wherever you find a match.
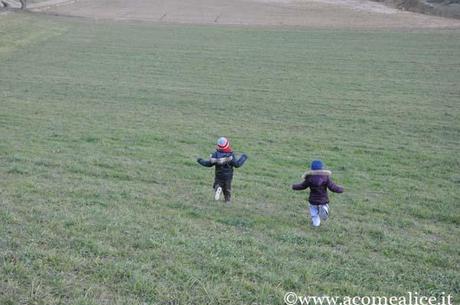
[29,0,460,28]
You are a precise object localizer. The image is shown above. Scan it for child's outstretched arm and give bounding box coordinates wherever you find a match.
[327,177,344,193]
[232,153,248,168]
[292,179,309,191]
[197,157,214,167]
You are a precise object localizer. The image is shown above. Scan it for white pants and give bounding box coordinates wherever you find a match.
[309,204,329,227]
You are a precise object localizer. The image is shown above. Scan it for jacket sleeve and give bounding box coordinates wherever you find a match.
[292,179,309,191]
[197,153,215,167]
[327,177,344,193]
[232,153,248,168]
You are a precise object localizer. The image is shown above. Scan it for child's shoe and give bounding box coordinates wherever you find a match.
[214,186,222,200]
[311,216,321,227]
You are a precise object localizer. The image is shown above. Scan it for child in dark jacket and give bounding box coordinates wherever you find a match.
[292,160,344,227]
[197,137,248,203]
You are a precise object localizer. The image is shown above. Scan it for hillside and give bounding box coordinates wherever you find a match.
[1,12,459,305]
[374,0,460,18]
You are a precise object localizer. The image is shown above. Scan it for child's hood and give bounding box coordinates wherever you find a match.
[301,169,331,180]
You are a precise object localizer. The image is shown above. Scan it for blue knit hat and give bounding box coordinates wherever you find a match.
[311,160,324,170]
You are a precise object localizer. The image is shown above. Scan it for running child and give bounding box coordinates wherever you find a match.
[197,137,248,203]
[292,160,344,227]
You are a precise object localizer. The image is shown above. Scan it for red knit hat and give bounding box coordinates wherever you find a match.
[216,137,232,152]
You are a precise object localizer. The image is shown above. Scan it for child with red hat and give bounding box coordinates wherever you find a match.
[197,137,248,203]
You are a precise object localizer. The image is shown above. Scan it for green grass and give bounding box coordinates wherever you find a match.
[1,12,459,305]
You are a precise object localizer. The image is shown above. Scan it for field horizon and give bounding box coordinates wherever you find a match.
[1,11,459,305]
[23,0,460,29]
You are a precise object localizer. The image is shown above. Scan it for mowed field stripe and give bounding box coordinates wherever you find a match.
[0,13,459,305]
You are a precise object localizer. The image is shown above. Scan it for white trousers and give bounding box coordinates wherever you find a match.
[309,204,329,227]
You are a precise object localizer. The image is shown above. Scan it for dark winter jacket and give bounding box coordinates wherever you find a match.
[197,151,248,181]
[292,170,343,205]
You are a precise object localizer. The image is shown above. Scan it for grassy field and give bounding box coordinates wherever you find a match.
[1,12,459,305]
